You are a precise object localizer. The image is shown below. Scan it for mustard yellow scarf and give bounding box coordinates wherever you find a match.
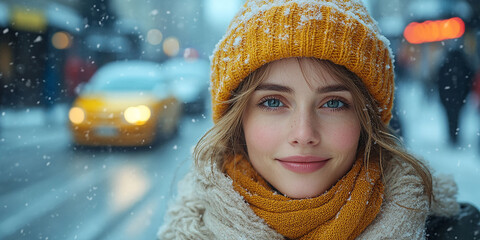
[225,155,384,240]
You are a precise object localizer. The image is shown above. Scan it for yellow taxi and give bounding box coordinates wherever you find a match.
[68,60,182,146]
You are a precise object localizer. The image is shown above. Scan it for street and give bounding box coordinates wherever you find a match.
[0,107,212,240]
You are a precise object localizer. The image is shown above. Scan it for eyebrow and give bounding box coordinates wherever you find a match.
[317,84,349,94]
[255,83,349,94]
[255,84,293,93]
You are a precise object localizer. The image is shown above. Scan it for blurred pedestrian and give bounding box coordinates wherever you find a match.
[43,52,59,125]
[158,1,462,239]
[437,49,474,145]
[64,55,84,100]
[389,88,404,138]
[472,67,480,106]
[64,55,97,102]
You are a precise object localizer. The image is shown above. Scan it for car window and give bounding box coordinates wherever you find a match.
[88,79,160,92]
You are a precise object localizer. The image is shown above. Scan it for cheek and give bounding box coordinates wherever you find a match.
[325,118,361,152]
[244,117,282,154]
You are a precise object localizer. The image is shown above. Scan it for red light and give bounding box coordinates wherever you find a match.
[403,17,465,44]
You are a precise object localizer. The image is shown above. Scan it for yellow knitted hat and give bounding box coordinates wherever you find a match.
[210,0,395,123]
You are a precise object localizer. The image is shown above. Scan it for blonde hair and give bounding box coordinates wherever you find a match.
[194,57,433,203]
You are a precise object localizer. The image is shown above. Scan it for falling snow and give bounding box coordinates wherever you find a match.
[1,0,479,238]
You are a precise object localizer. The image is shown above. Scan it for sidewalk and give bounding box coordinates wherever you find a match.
[397,80,480,209]
[0,104,69,128]
[0,104,71,151]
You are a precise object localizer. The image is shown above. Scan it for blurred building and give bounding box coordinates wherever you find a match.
[0,0,144,107]
[0,0,84,107]
[112,0,205,61]
[111,0,243,61]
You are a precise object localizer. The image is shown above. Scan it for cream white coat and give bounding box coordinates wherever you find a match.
[158,158,459,240]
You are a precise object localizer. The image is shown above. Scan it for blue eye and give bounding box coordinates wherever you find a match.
[323,99,345,109]
[261,98,284,108]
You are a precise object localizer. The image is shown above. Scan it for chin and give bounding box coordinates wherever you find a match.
[280,186,327,199]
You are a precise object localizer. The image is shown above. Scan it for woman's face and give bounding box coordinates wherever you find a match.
[242,58,361,199]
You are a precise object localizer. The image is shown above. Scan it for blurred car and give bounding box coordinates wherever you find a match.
[161,57,210,115]
[68,60,182,147]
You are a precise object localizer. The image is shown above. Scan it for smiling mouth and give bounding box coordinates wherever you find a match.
[276,156,330,173]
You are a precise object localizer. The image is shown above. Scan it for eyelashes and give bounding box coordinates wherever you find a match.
[258,96,285,109]
[322,99,349,109]
[257,96,350,112]
[256,96,286,112]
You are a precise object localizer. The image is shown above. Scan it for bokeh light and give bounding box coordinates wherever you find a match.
[51,31,72,50]
[163,37,180,57]
[68,107,85,124]
[404,17,465,44]
[147,29,163,45]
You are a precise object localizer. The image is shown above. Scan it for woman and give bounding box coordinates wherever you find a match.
[158,0,459,239]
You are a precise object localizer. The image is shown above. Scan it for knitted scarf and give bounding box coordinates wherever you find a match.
[225,155,384,240]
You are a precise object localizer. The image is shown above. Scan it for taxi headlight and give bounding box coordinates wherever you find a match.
[124,105,151,125]
[69,107,85,124]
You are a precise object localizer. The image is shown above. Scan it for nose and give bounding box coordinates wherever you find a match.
[288,110,320,146]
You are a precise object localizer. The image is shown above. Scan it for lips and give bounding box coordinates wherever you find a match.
[277,156,329,173]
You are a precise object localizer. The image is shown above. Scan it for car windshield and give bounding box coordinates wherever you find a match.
[89,79,160,92]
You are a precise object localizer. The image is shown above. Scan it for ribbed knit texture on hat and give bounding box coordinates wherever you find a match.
[210,0,395,123]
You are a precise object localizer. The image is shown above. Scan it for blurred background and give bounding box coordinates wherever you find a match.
[0,0,479,239]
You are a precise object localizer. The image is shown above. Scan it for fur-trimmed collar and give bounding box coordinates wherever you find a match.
[158,158,458,239]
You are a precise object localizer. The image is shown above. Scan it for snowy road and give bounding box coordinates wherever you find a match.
[0,110,212,240]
